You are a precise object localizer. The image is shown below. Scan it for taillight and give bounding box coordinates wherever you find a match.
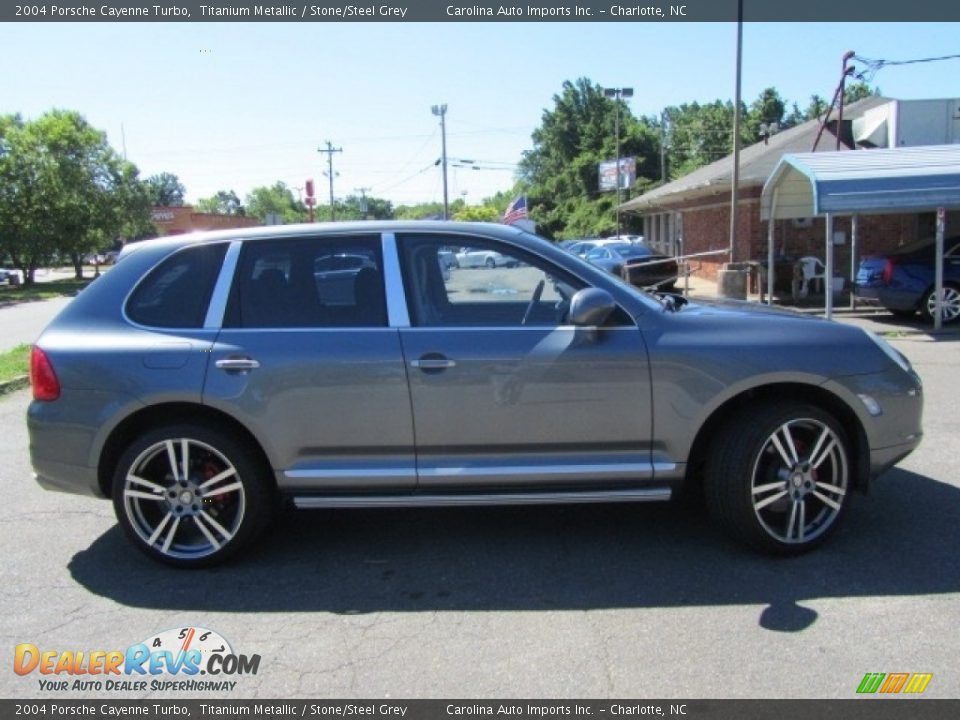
[30,346,61,401]
[881,258,895,284]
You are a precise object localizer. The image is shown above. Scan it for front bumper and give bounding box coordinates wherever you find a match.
[824,364,923,482]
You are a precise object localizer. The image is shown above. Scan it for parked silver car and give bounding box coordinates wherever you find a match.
[28,222,923,567]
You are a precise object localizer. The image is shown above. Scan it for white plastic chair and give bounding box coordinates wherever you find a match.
[798,256,827,297]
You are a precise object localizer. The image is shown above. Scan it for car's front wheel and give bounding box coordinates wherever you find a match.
[111,424,273,568]
[705,402,851,555]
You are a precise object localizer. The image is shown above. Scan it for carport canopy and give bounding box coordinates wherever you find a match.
[759,144,960,325]
[761,144,960,220]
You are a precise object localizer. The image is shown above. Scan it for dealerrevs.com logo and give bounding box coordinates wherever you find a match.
[856,672,933,695]
[14,627,260,693]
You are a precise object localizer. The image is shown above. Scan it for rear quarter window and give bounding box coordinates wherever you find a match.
[126,243,228,328]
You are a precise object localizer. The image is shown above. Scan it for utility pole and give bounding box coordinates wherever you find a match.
[318,140,342,220]
[729,0,743,263]
[660,111,668,183]
[431,104,449,220]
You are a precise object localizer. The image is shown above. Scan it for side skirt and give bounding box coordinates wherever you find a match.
[292,487,672,509]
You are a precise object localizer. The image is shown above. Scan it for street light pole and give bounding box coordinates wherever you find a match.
[604,87,633,237]
[431,104,449,220]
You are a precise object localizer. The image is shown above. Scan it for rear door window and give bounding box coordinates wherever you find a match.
[226,235,386,328]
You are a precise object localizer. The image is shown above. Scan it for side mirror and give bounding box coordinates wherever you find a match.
[568,288,616,327]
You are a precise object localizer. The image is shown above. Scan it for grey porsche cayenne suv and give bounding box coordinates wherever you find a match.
[28,222,923,567]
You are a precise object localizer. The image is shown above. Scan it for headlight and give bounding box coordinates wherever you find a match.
[863,328,913,374]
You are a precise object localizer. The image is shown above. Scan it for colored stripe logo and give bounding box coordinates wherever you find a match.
[857,672,933,694]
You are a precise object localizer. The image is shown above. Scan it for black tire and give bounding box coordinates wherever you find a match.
[704,402,852,555]
[485,257,496,269]
[920,284,960,324]
[111,423,274,568]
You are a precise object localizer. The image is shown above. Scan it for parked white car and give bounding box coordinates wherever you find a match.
[454,247,515,269]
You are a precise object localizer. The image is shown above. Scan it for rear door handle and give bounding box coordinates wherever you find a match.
[215,357,261,373]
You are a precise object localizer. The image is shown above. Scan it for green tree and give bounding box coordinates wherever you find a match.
[0,110,150,282]
[518,78,658,239]
[844,81,879,104]
[745,87,793,142]
[394,198,467,220]
[195,190,245,216]
[245,182,305,224]
[144,172,186,206]
[313,194,394,221]
[802,94,830,121]
[663,100,739,179]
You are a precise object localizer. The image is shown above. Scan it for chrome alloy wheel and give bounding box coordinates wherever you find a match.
[750,418,849,545]
[121,438,246,561]
[925,286,960,324]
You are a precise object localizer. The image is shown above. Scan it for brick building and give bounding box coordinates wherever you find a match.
[620,97,960,282]
[150,206,259,236]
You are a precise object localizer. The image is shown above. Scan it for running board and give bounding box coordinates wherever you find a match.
[292,487,672,509]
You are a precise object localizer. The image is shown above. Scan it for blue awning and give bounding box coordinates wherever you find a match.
[761,144,960,219]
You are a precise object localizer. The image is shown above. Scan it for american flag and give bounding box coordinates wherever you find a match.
[502,195,528,225]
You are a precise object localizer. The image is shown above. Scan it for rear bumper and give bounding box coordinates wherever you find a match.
[33,460,103,498]
[855,284,919,312]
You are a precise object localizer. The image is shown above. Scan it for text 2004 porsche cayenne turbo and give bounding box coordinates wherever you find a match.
[28,222,923,567]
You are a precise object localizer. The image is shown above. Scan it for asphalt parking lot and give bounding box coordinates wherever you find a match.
[1,303,958,700]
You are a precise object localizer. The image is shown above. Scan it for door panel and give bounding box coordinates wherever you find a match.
[395,233,654,490]
[401,327,653,489]
[203,235,415,492]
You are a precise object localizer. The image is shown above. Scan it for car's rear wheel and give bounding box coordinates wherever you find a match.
[485,257,496,269]
[111,424,272,568]
[921,284,960,324]
[705,402,851,555]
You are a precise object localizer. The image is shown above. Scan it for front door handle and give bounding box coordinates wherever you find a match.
[215,357,261,373]
[410,356,457,371]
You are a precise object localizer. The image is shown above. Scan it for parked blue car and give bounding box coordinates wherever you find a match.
[855,236,960,323]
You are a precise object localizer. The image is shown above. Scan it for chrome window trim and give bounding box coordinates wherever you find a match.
[285,468,416,479]
[216,327,398,334]
[417,462,672,478]
[399,325,639,333]
[381,232,411,328]
[204,240,242,329]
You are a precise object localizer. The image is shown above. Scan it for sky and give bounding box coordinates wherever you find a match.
[3,20,959,208]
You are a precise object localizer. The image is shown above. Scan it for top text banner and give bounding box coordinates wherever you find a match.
[5,0,960,22]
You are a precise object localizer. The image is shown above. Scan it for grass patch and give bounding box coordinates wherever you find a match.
[0,343,31,385]
[0,277,92,306]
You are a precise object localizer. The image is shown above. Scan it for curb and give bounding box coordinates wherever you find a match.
[0,375,29,396]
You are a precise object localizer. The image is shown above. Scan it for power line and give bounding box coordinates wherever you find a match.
[854,52,960,82]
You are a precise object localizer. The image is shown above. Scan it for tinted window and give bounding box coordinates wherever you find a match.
[127,243,227,328]
[226,236,386,328]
